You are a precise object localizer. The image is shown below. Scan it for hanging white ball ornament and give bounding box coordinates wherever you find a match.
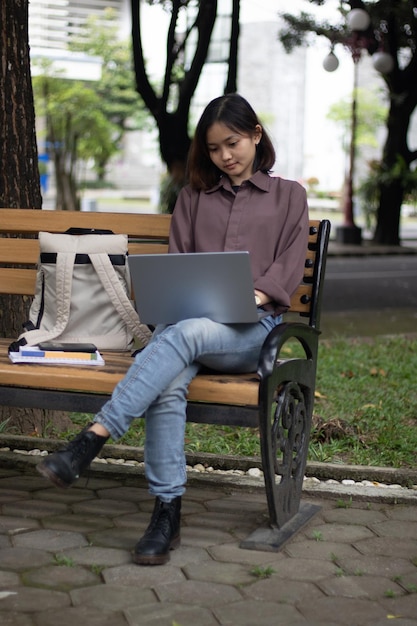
[372,51,394,74]
[323,51,339,72]
[347,9,371,32]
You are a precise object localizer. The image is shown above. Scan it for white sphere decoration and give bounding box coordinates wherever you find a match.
[323,51,340,72]
[372,51,394,74]
[347,8,371,32]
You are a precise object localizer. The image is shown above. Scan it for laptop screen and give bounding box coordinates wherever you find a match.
[128,251,259,325]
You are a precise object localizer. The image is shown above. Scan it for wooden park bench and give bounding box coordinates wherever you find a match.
[0,208,330,550]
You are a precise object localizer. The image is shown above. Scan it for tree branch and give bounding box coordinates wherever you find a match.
[131,0,159,115]
[177,0,217,114]
[225,0,240,93]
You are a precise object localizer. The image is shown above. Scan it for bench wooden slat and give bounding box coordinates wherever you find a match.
[0,239,40,264]
[187,372,259,405]
[304,250,315,278]
[0,209,171,239]
[0,269,37,295]
[289,284,313,313]
[0,339,259,406]
[128,242,169,255]
[0,239,169,265]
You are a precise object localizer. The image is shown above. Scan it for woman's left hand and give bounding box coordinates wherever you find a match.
[254,290,269,307]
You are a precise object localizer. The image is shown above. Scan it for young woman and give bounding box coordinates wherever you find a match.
[37,93,309,566]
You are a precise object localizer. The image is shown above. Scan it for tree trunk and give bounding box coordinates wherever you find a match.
[0,0,41,340]
[50,123,80,211]
[0,0,73,434]
[55,160,80,211]
[373,180,403,245]
[0,0,41,208]
[374,50,417,245]
[158,111,191,182]
[374,120,405,245]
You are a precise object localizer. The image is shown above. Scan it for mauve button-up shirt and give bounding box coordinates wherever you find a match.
[168,171,309,315]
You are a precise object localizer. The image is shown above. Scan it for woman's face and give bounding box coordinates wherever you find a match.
[206,122,262,186]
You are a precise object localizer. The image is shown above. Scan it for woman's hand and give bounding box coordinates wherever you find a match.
[254,290,270,307]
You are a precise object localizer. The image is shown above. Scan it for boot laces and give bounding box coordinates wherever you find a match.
[63,432,94,466]
[147,505,172,538]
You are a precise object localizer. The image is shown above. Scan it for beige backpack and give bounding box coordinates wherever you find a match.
[16,229,151,351]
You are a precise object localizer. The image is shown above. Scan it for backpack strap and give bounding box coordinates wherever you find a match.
[89,253,152,346]
[16,251,76,347]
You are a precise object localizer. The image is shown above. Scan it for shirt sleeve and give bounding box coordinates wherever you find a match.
[168,186,196,253]
[253,182,309,313]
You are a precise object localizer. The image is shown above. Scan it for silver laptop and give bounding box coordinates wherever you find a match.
[128,251,259,325]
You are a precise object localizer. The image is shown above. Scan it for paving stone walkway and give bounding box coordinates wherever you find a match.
[0,461,417,626]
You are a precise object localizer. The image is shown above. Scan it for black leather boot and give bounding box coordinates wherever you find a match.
[36,425,108,489]
[133,496,181,565]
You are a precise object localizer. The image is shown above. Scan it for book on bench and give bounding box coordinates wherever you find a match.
[9,345,105,366]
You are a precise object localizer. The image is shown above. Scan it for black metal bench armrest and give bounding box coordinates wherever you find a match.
[257,321,320,381]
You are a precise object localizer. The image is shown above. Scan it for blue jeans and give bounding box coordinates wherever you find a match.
[94,314,282,501]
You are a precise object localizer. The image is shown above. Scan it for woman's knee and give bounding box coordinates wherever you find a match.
[166,317,214,351]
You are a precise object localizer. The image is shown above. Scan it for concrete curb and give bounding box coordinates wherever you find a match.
[327,241,417,256]
[0,450,416,506]
[1,434,416,505]
[1,434,416,486]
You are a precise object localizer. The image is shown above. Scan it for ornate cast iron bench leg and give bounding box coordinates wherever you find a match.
[241,323,321,551]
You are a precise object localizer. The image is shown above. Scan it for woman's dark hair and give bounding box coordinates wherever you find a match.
[187,93,276,190]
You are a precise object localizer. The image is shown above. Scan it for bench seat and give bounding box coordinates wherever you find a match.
[0,338,260,410]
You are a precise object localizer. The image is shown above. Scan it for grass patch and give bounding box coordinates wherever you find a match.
[54,554,74,567]
[57,334,417,469]
[312,334,417,467]
[250,565,276,579]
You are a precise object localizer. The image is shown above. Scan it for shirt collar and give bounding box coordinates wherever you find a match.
[206,170,271,194]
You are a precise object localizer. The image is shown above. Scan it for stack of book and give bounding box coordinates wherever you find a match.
[9,345,105,366]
